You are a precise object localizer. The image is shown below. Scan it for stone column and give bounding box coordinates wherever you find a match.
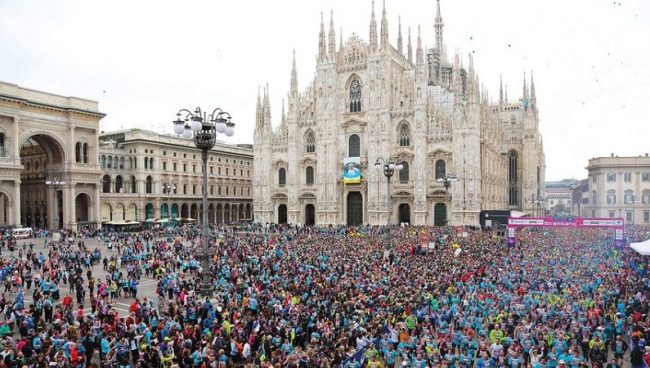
[93,185,101,225]
[12,181,20,226]
[63,185,75,230]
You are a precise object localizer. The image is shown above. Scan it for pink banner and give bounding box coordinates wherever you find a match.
[507,217,625,247]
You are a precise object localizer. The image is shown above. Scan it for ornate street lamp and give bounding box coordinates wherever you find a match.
[45,177,65,230]
[374,157,403,249]
[173,107,234,297]
[436,174,458,191]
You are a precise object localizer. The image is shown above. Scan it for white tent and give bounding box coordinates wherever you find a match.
[630,239,650,256]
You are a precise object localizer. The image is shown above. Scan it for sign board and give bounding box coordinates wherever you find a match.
[342,157,361,185]
[507,217,625,247]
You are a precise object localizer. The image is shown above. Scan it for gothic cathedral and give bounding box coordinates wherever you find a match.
[253,0,545,226]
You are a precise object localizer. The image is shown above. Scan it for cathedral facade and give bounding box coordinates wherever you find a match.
[254,0,545,226]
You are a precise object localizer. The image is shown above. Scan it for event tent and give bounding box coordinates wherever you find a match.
[630,239,650,256]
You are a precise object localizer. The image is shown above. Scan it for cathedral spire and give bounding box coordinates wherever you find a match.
[523,72,528,101]
[416,25,423,65]
[380,0,389,51]
[499,74,504,105]
[407,27,413,63]
[340,27,343,52]
[369,0,378,52]
[290,50,298,94]
[530,70,537,108]
[318,12,326,62]
[328,10,336,60]
[435,0,444,59]
[255,85,263,129]
[505,85,508,104]
[281,99,286,125]
[397,16,403,55]
[263,84,271,132]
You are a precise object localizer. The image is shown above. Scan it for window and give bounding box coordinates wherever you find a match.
[508,150,519,206]
[115,175,123,193]
[226,168,230,176]
[210,166,214,174]
[643,172,650,181]
[305,131,316,153]
[240,187,243,196]
[83,143,89,163]
[399,162,409,183]
[626,211,632,222]
[643,191,650,204]
[218,186,222,195]
[131,175,137,194]
[435,160,446,179]
[349,78,362,113]
[193,165,196,173]
[183,164,187,172]
[624,190,634,204]
[192,185,196,195]
[226,187,229,195]
[247,170,250,177]
[102,175,111,193]
[624,172,632,182]
[240,169,243,176]
[163,162,167,171]
[183,185,187,195]
[348,134,360,157]
[218,167,222,175]
[398,124,410,146]
[107,156,112,169]
[278,168,286,186]
[0,133,5,156]
[247,187,250,196]
[75,142,81,163]
[607,172,616,182]
[149,158,154,170]
[609,211,615,218]
[145,176,153,194]
[210,186,214,195]
[144,158,148,170]
[306,166,314,185]
[606,190,616,204]
[173,163,177,171]
[645,211,650,223]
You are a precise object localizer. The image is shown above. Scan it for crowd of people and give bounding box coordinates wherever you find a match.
[0,223,646,368]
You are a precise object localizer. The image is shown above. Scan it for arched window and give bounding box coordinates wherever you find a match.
[306,166,314,185]
[399,162,409,183]
[107,156,113,169]
[349,78,361,113]
[144,158,148,170]
[145,176,153,194]
[305,131,316,153]
[508,150,519,206]
[150,157,154,170]
[278,168,286,186]
[606,190,617,205]
[183,184,188,195]
[131,175,137,194]
[348,134,360,157]
[398,124,410,146]
[75,142,81,163]
[0,133,5,156]
[624,190,634,204]
[435,160,446,179]
[101,155,106,168]
[102,175,111,193]
[115,175,123,193]
[82,143,89,163]
[119,157,124,169]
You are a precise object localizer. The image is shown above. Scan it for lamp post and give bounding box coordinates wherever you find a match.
[374,157,403,249]
[527,194,546,217]
[162,183,177,227]
[173,107,234,297]
[45,177,65,230]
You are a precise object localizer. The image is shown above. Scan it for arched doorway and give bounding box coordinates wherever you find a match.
[305,204,315,226]
[160,203,169,219]
[180,203,189,218]
[0,192,10,226]
[434,203,447,226]
[208,204,215,224]
[239,205,245,221]
[20,134,65,229]
[278,204,288,224]
[170,203,179,219]
[145,203,154,221]
[245,204,252,220]
[398,203,411,224]
[216,204,223,224]
[126,203,137,221]
[75,194,90,222]
[224,204,231,224]
[190,203,198,220]
[347,192,363,226]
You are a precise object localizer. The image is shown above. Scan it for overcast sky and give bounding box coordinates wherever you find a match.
[1,0,648,180]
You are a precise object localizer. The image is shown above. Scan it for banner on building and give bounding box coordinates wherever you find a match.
[342,157,361,185]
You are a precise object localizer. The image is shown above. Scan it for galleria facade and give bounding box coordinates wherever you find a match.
[253,0,545,226]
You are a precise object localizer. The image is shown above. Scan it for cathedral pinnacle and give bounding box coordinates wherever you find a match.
[369,0,378,52]
[523,72,528,101]
[530,71,537,108]
[380,0,389,51]
[499,74,504,105]
[290,50,298,94]
[435,0,444,58]
[416,25,423,66]
[328,10,336,60]
[407,27,413,63]
[318,12,326,62]
[397,16,403,55]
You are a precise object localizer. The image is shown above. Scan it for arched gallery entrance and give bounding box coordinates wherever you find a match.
[19,134,65,229]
